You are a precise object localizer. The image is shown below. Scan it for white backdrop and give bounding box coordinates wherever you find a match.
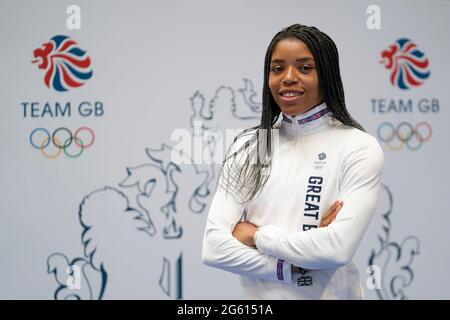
[1,0,449,299]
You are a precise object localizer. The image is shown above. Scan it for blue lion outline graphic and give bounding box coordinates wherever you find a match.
[368,184,420,299]
[47,78,261,299]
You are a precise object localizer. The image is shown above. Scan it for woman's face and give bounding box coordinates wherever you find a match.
[268,37,322,116]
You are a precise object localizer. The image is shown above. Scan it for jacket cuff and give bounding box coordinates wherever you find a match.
[266,255,292,283]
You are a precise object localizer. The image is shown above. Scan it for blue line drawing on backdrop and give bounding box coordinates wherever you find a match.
[47,253,107,300]
[189,79,261,193]
[159,257,171,296]
[190,79,261,131]
[368,184,420,300]
[238,78,263,114]
[47,79,261,299]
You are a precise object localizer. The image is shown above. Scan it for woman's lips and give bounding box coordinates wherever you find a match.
[278,92,304,104]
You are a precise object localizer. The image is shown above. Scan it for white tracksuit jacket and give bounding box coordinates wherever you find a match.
[202,102,384,299]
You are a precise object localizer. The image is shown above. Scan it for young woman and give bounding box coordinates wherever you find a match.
[202,24,384,299]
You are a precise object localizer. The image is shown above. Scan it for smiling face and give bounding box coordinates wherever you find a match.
[268,37,323,116]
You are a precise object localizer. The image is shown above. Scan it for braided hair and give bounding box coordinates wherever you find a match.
[219,24,364,205]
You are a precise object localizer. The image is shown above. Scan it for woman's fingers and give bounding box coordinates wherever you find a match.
[320,201,344,227]
[323,201,341,219]
[328,200,340,213]
[331,201,343,216]
[333,202,344,217]
[320,212,336,227]
[322,201,338,220]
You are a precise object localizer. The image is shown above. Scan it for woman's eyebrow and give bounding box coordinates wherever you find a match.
[271,57,315,64]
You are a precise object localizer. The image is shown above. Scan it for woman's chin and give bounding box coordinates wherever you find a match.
[279,105,304,116]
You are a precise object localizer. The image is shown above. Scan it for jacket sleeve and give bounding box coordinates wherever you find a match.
[201,133,294,283]
[254,137,384,269]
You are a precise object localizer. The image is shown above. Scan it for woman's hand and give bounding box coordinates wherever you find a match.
[232,221,258,248]
[320,200,343,227]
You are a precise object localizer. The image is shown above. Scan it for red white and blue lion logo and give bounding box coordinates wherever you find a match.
[32,35,93,92]
[380,38,430,90]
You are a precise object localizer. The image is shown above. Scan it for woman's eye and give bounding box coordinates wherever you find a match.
[271,66,282,72]
[299,65,312,72]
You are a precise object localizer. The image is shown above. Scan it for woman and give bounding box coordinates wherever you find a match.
[202,24,384,299]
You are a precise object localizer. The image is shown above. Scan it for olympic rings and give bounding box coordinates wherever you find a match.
[377,121,432,151]
[29,127,95,159]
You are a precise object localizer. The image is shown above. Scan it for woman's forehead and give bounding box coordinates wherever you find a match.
[271,38,314,61]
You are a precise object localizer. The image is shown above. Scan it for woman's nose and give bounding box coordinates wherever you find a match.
[282,66,298,84]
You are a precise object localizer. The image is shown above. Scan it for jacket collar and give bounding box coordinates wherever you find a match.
[280,102,331,137]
